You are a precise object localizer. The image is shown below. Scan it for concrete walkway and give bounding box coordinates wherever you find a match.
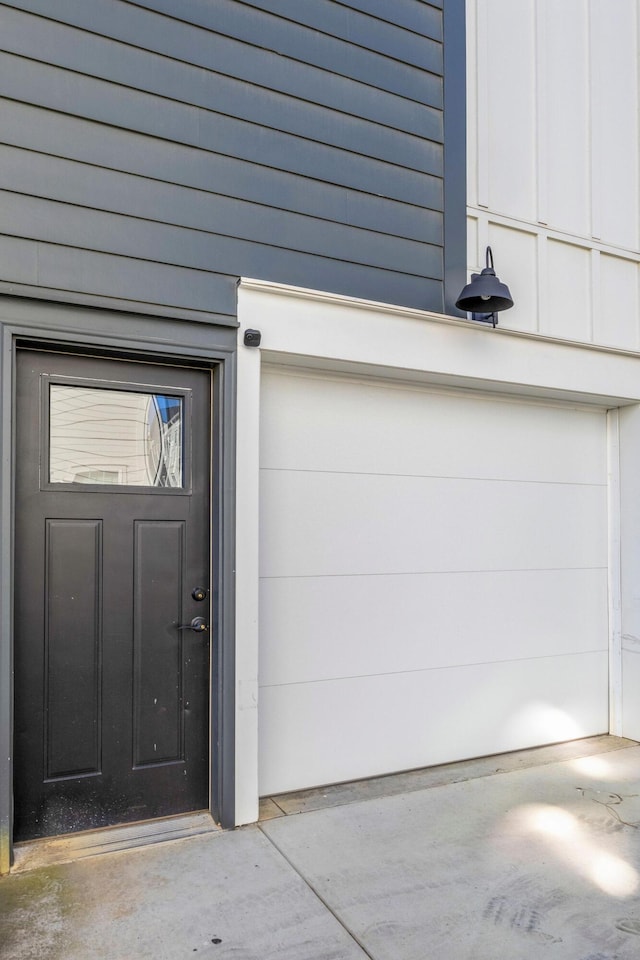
[2,736,640,959]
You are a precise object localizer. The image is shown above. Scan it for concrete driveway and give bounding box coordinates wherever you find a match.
[2,736,640,959]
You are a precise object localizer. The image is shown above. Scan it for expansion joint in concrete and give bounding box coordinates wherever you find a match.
[258,822,375,960]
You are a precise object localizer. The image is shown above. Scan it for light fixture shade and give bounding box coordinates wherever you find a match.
[455,247,514,314]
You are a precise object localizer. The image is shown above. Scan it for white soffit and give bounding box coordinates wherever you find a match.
[238,278,640,408]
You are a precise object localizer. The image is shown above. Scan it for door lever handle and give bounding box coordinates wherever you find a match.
[177,616,209,633]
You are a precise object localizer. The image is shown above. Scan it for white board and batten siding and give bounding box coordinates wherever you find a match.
[467,0,640,349]
[258,367,608,796]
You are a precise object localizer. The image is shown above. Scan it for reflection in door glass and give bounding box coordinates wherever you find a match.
[49,385,183,487]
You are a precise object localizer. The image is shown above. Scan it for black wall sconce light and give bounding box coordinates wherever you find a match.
[455,246,514,328]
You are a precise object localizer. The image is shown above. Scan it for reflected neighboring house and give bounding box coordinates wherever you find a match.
[49,386,183,488]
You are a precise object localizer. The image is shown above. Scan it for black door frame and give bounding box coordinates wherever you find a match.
[0,296,237,872]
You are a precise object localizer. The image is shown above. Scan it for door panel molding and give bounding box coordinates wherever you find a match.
[133,519,185,767]
[45,518,103,781]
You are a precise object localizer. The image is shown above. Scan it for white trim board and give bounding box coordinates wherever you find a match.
[239,278,640,405]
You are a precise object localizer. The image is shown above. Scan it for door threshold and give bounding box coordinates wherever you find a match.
[12,811,220,873]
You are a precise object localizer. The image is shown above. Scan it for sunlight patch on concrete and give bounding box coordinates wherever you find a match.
[569,754,613,779]
[508,803,639,898]
[589,851,639,897]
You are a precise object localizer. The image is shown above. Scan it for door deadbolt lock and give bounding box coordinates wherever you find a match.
[178,616,209,633]
[191,586,207,602]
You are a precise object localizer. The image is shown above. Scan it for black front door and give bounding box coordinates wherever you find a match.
[14,349,212,841]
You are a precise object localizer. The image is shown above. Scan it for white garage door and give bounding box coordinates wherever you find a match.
[258,367,609,796]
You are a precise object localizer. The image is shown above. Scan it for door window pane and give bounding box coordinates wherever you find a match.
[49,385,183,487]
